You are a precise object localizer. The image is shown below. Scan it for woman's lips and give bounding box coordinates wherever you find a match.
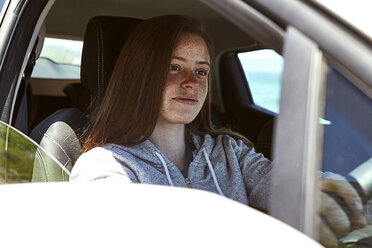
[172,96,198,105]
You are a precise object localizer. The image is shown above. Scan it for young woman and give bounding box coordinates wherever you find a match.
[71,15,271,211]
[71,15,366,244]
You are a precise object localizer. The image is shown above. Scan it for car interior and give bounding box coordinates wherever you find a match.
[3,0,372,246]
[16,0,281,179]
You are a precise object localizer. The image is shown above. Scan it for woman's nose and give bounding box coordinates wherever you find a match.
[180,73,198,90]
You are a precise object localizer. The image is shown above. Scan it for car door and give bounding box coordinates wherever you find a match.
[201,0,372,246]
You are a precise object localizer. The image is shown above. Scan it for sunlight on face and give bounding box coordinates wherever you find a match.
[157,34,210,126]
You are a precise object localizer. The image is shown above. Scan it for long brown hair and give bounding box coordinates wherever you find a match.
[82,15,250,153]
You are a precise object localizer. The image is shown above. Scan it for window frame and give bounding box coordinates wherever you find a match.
[270,26,325,238]
[0,0,54,127]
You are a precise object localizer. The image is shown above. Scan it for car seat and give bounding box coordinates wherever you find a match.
[30,16,142,181]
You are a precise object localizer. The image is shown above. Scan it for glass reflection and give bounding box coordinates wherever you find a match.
[0,121,69,183]
[321,65,372,247]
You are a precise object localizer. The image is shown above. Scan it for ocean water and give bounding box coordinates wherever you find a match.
[238,49,284,114]
[244,71,282,113]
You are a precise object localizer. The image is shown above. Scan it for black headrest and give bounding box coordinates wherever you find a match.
[80,16,142,100]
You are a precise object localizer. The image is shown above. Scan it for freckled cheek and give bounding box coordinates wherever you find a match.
[165,74,176,85]
[198,80,208,100]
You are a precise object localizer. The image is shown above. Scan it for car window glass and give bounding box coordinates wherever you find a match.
[320,65,372,246]
[237,49,284,113]
[31,37,83,79]
[0,120,69,183]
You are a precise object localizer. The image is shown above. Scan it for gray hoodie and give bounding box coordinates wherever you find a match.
[71,134,272,211]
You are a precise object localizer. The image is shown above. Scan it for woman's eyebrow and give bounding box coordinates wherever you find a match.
[172,56,210,67]
[198,61,210,67]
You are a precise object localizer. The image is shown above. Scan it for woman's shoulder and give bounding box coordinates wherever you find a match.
[74,144,127,169]
[77,146,114,161]
[217,134,250,153]
[71,145,127,181]
[211,133,247,145]
[190,132,248,150]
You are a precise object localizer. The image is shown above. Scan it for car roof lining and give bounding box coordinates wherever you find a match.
[200,0,284,54]
[44,0,262,54]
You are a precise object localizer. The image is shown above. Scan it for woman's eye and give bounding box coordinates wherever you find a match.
[170,65,180,71]
[197,70,208,76]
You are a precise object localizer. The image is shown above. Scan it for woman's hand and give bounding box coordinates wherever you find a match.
[319,174,367,247]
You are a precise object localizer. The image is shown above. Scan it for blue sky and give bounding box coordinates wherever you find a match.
[238,49,284,73]
[0,0,5,13]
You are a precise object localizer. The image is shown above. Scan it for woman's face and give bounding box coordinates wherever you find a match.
[158,33,210,126]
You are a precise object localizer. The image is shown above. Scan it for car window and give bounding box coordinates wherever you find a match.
[31,37,83,79]
[0,120,69,183]
[321,65,372,246]
[237,49,284,113]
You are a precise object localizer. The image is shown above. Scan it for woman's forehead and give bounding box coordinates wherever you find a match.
[173,34,210,61]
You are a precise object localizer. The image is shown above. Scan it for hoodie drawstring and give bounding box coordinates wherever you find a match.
[155,150,224,197]
[155,152,174,186]
[203,150,225,197]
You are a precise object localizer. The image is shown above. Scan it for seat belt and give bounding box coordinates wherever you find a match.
[12,37,40,134]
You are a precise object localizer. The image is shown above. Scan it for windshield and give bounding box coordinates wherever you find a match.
[0,121,69,183]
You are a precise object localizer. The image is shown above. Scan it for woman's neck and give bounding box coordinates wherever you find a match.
[149,123,187,171]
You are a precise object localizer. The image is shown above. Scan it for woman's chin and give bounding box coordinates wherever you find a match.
[169,116,198,125]
[174,119,196,125]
